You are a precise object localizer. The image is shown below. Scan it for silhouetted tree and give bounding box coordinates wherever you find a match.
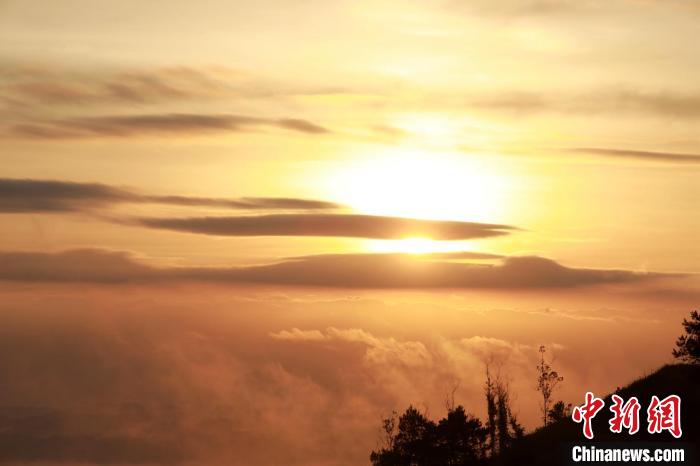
[673,310,700,364]
[484,367,498,457]
[379,410,398,451]
[496,383,511,451]
[370,405,487,466]
[436,406,488,465]
[536,345,563,427]
[547,400,572,424]
[484,365,523,457]
[508,412,525,440]
[370,406,436,466]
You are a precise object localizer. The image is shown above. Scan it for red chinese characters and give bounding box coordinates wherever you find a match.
[609,395,641,434]
[647,395,682,438]
[572,392,683,440]
[572,392,605,439]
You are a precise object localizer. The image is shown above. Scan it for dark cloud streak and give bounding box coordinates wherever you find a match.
[0,178,340,213]
[133,214,515,240]
[0,179,138,213]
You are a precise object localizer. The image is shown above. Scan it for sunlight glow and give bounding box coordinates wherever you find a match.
[326,147,510,223]
[323,146,513,254]
[393,114,462,140]
[366,237,476,254]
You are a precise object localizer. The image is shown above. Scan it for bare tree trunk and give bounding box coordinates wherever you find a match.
[485,365,498,457]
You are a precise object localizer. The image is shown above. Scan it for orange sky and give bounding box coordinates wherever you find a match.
[0,1,699,465]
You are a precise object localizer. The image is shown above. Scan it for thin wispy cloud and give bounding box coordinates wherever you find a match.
[447,0,601,18]
[0,62,363,108]
[0,64,234,106]
[566,147,700,164]
[469,89,700,119]
[6,113,330,139]
[0,178,341,213]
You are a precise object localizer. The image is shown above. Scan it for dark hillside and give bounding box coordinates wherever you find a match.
[500,364,699,465]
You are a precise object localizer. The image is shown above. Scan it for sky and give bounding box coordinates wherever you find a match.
[0,1,699,465]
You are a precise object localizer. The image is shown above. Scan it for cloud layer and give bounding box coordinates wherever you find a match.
[0,292,534,465]
[0,248,664,289]
[0,283,687,465]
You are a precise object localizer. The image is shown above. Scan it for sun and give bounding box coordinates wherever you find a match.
[326,147,509,222]
[322,146,512,253]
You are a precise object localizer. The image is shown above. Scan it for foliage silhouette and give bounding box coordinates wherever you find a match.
[673,310,700,364]
[546,400,571,424]
[370,405,488,466]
